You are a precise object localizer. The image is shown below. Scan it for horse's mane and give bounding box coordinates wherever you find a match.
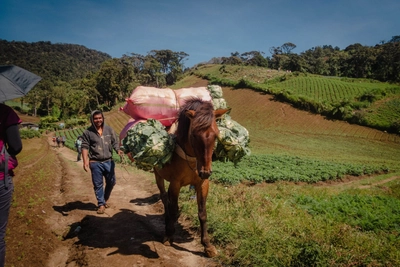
[176,98,214,144]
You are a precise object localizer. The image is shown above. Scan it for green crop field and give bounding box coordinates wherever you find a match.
[270,76,386,102]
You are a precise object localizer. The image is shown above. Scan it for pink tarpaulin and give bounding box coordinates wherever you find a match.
[122,86,212,126]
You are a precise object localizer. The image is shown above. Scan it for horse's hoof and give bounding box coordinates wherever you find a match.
[204,246,218,258]
[162,236,173,246]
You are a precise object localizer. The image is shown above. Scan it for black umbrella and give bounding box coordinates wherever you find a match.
[0,65,42,102]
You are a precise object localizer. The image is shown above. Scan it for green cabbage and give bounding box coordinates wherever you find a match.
[121,119,175,171]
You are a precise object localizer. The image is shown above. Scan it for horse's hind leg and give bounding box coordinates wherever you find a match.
[196,180,218,257]
[154,171,171,244]
[163,183,181,245]
[155,172,168,206]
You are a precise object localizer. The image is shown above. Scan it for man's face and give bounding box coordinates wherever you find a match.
[93,113,103,127]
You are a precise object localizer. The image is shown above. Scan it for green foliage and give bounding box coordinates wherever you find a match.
[51,105,61,119]
[211,154,388,185]
[19,128,41,139]
[64,117,88,128]
[4,100,30,113]
[38,116,59,130]
[294,193,400,232]
[362,97,400,131]
[0,39,111,82]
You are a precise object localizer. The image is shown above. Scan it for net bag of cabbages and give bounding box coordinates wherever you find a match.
[207,85,228,110]
[214,114,251,164]
[121,119,175,171]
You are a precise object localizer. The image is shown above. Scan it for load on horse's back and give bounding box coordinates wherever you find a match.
[154,98,229,257]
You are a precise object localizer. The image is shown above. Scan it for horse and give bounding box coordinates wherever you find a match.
[154,98,229,257]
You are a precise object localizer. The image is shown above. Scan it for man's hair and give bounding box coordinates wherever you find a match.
[93,110,103,117]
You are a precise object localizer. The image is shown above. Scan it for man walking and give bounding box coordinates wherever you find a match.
[81,110,123,214]
[75,136,82,161]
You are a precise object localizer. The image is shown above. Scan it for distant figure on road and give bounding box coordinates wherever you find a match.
[75,136,82,161]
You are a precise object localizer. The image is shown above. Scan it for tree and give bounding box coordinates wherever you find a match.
[342,44,376,78]
[147,50,188,85]
[95,58,135,107]
[389,35,400,43]
[300,46,330,75]
[221,52,243,65]
[283,54,307,72]
[373,41,400,82]
[240,51,268,67]
[24,79,54,116]
[281,42,297,54]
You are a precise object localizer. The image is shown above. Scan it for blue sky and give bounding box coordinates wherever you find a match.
[1,0,399,68]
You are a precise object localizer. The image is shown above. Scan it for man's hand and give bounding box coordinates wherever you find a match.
[83,162,89,172]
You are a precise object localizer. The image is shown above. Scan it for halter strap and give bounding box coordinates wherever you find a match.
[175,144,196,162]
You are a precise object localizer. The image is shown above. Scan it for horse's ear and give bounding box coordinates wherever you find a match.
[185,110,196,119]
[214,108,230,119]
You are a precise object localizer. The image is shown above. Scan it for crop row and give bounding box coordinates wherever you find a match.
[273,76,372,103]
[211,154,389,184]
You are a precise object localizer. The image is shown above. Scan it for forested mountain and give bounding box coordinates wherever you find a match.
[0,39,190,118]
[0,39,111,82]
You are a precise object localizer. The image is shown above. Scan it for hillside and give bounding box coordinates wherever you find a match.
[0,39,111,82]
[192,64,400,134]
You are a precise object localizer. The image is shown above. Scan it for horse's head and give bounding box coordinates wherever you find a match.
[178,99,229,179]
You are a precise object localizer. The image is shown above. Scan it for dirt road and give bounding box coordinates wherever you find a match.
[42,136,218,267]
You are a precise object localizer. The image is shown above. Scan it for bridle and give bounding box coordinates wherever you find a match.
[174,105,220,175]
[174,132,197,172]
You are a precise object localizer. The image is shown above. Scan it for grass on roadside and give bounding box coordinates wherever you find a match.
[179,179,400,266]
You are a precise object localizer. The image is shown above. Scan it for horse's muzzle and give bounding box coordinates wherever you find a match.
[199,170,212,179]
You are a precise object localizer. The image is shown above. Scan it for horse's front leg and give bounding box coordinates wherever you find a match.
[196,179,218,257]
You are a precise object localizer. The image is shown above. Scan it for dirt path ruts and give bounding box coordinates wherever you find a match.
[357,176,400,189]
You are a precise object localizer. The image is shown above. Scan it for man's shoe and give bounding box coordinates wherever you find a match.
[97,205,105,214]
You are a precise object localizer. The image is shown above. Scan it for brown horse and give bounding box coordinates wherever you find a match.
[154,98,229,257]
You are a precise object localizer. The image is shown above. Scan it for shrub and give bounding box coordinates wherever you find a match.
[64,117,88,128]
[390,120,400,134]
[19,128,41,139]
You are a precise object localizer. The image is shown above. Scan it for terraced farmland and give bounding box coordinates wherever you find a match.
[272,76,386,102]
[221,84,400,169]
